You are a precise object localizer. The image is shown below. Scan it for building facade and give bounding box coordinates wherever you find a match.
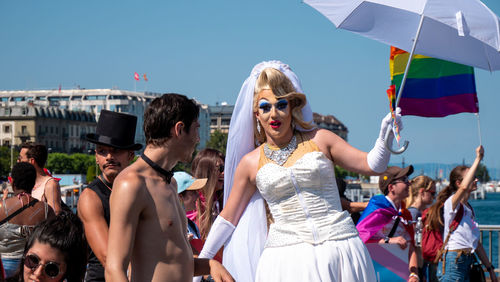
[208,103,234,134]
[0,89,162,146]
[313,112,348,141]
[0,89,212,150]
[0,105,96,153]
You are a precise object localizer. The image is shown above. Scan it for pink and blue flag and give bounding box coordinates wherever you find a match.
[357,195,414,281]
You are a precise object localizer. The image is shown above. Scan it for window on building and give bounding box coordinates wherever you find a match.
[71,126,74,136]
[3,140,10,146]
[56,127,58,134]
[21,126,27,135]
[50,127,53,134]
[38,125,41,133]
[4,125,10,133]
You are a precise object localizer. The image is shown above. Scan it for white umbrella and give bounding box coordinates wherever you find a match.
[305,0,500,153]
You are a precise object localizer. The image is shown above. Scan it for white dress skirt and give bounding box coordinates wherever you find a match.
[251,148,376,282]
[255,236,375,282]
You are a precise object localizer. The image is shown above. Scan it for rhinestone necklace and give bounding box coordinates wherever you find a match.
[264,135,297,166]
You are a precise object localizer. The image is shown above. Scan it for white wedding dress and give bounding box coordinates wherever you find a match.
[254,138,375,281]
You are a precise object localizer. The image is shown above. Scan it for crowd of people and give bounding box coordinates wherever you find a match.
[0,60,497,282]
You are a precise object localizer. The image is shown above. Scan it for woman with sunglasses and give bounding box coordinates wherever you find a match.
[191,148,225,240]
[0,163,54,280]
[405,175,436,280]
[19,211,86,282]
[196,61,402,281]
[407,175,436,225]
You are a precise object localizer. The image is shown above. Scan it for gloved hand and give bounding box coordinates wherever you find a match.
[367,108,403,173]
[194,216,235,281]
[378,107,403,142]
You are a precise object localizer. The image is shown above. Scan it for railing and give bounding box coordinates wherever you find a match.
[479,225,500,274]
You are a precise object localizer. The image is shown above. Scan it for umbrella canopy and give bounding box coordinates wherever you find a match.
[305,0,500,71]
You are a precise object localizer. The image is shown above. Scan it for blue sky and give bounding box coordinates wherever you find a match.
[1,0,500,175]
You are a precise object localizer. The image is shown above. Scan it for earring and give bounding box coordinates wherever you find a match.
[291,120,296,130]
[256,119,261,134]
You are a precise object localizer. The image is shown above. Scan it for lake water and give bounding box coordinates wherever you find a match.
[470,193,500,268]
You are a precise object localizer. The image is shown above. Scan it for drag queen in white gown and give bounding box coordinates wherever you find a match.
[197,61,401,282]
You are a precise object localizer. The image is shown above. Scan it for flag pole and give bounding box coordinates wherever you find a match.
[475,113,482,145]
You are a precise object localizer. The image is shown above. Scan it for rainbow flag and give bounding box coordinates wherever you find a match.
[390,47,479,117]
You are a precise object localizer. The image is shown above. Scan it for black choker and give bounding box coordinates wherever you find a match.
[140,153,174,184]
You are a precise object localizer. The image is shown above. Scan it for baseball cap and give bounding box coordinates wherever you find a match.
[173,171,207,194]
[379,165,414,194]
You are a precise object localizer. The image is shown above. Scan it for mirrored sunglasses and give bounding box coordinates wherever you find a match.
[24,254,61,278]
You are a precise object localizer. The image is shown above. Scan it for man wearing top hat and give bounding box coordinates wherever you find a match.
[77,110,142,282]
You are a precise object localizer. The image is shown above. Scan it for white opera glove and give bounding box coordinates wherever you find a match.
[367,108,403,173]
[193,216,235,281]
[198,215,235,259]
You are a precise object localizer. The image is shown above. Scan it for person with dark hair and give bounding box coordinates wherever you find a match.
[191,148,225,239]
[77,110,141,282]
[20,211,87,282]
[427,146,497,282]
[105,94,233,282]
[356,165,418,281]
[0,163,54,279]
[18,143,62,215]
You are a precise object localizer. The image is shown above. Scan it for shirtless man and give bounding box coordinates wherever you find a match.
[105,94,233,282]
[18,143,62,214]
[78,110,142,281]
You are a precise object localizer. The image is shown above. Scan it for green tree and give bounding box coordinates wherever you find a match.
[46,153,72,174]
[0,146,19,177]
[70,153,95,174]
[206,130,228,155]
[475,163,490,183]
[86,164,100,183]
[334,165,360,180]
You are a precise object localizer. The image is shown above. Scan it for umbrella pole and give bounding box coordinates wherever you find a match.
[395,14,425,107]
[385,14,425,154]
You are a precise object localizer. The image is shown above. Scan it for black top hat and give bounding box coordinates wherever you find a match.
[86,110,143,150]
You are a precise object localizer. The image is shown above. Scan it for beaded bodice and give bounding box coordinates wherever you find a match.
[256,138,358,248]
